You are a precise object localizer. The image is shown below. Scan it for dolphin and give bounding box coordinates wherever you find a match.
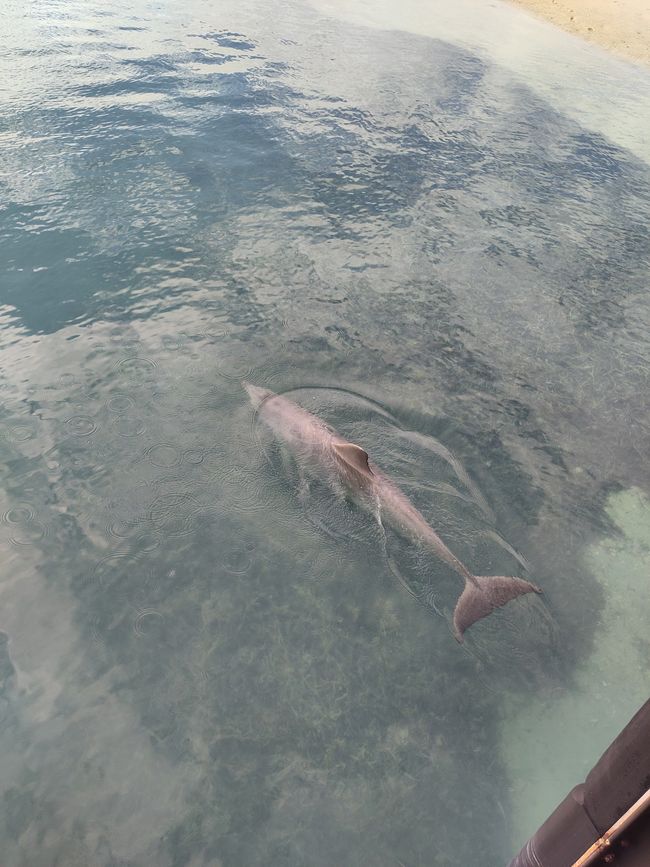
[244,383,541,641]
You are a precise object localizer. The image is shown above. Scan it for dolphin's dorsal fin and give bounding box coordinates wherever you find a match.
[333,442,373,476]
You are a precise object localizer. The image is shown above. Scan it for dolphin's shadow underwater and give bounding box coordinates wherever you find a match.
[245,382,542,642]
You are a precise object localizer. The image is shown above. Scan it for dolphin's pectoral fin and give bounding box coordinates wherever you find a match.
[333,442,373,476]
[371,494,384,531]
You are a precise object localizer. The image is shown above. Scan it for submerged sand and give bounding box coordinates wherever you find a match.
[507,0,650,65]
[502,488,650,848]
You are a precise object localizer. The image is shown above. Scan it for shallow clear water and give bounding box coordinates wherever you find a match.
[1,1,650,864]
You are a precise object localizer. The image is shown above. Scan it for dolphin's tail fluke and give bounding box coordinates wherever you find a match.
[452,574,542,642]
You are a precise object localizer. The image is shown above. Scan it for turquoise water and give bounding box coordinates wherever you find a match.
[2,1,650,864]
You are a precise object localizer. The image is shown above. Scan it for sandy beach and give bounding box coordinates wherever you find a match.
[507,0,650,65]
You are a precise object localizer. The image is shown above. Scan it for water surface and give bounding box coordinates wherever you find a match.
[1,1,650,864]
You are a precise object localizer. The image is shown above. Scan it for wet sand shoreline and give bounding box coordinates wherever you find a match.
[506,0,650,65]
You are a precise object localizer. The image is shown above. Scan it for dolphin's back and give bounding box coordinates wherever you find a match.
[257,391,333,448]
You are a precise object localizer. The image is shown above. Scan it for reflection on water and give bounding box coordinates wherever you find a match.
[1,0,650,864]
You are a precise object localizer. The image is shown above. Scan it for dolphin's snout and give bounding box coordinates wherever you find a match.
[243,381,271,408]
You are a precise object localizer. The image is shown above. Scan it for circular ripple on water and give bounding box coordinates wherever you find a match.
[222,546,252,575]
[182,448,205,465]
[105,517,146,541]
[149,492,203,536]
[65,415,97,437]
[4,506,35,525]
[58,372,79,389]
[112,416,146,438]
[145,443,182,468]
[106,393,136,414]
[133,608,164,638]
[242,361,286,394]
[128,530,162,554]
[3,505,48,546]
[7,423,37,443]
[114,356,158,382]
[200,325,229,344]
[213,346,255,382]
[216,464,275,515]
